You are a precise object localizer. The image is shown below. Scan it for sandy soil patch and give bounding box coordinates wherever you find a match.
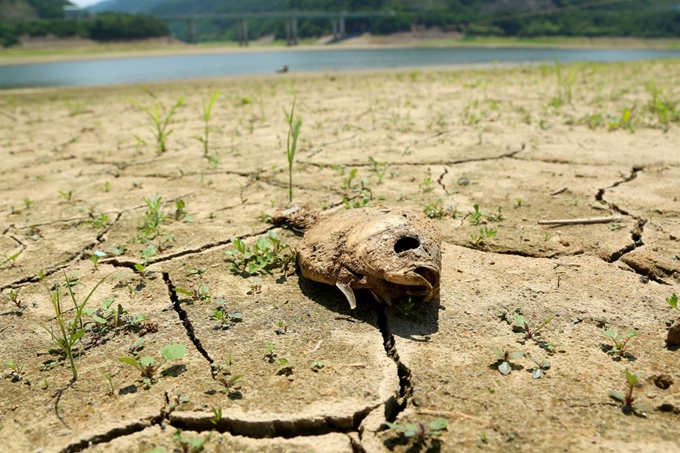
[0,59,679,453]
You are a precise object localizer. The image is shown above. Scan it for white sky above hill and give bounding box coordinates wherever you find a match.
[70,0,104,7]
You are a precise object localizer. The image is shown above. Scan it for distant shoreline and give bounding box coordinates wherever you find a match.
[1,35,679,67]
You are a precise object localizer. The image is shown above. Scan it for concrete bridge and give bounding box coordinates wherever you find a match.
[154,11,395,46]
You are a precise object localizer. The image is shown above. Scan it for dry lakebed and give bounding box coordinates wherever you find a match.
[1,59,679,453]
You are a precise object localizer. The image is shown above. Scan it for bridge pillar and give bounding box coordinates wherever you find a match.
[292,17,298,45]
[331,18,338,38]
[238,19,249,47]
[286,18,298,46]
[187,19,197,44]
[339,16,345,37]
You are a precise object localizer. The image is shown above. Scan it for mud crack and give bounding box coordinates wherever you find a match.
[162,272,214,366]
[376,307,413,422]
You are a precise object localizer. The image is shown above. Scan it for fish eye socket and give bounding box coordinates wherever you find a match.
[394,236,420,253]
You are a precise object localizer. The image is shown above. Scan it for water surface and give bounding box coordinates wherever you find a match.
[1,47,679,89]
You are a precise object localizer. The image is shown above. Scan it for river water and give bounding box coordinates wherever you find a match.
[1,46,680,89]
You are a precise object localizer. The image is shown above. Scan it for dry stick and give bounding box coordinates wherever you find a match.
[538,216,622,226]
[550,186,568,196]
[417,409,490,426]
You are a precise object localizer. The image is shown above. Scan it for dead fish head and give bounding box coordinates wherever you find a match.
[344,208,441,304]
[296,206,442,310]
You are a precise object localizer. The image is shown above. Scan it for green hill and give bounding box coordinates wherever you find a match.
[0,0,71,20]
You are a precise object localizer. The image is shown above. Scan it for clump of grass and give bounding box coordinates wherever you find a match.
[225,231,294,275]
[119,343,187,388]
[39,272,109,380]
[602,328,638,357]
[285,98,302,202]
[136,88,185,154]
[195,91,221,157]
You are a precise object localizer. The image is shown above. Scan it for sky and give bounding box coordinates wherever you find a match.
[70,0,103,6]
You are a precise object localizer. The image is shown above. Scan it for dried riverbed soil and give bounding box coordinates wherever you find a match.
[1,60,679,453]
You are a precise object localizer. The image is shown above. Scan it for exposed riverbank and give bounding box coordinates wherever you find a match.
[1,33,679,66]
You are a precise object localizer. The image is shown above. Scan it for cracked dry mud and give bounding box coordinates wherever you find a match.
[1,59,679,453]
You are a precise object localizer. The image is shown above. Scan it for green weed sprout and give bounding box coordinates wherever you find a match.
[471,226,496,248]
[90,250,107,270]
[174,283,211,303]
[602,329,638,357]
[609,370,645,416]
[225,231,294,275]
[195,91,221,157]
[209,298,242,329]
[137,88,185,154]
[490,347,524,375]
[1,288,26,311]
[264,341,276,362]
[172,429,208,453]
[385,418,447,444]
[513,313,554,340]
[206,373,242,394]
[4,360,29,384]
[1,250,22,268]
[139,194,167,240]
[276,357,294,376]
[119,343,187,387]
[39,272,109,380]
[469,204,483,225]
[285,98,302,202]
[526,354,551,379]
[666,293,678,310]
[311,361,324,371]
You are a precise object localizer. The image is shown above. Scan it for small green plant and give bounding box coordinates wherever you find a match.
[206,373,242,394]
[368,156,388,184]
[187,265,207,277]
[666,293,678,310]
[285,98,302,202]
[174,199,193,223]
[385,418,447,445]
[172,429,207,453]
[264,341,276,362]
[175,283,211,303]
[469,204,483,225]
[490,348,525,375]
[609,370,645,415]
[83,297,147,332]
[103,369,115,396]
[423,200,457,219]
[209,298,243,329]
[419,171,435,192]
[513,313,554,340]
[137,88,185,154]
[4,360,29,384]
[311,361,324,371]
[225,231,294,275]
[1,288,26,311]
[276,357,294,376]
[1,250,22,268]
[139,194,167,240]
[602,329,638,357]
[526,354,551,379]
[470,226,496,248]
[39,273,109,380]
[58,189,78,204]
[90,250,107,271]
[118,343,187,388]
[195,91,221,157]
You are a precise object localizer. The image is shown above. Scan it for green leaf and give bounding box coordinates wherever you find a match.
[489,347,504,359]
[513,313,526,328]
[139,356,156,367]
[601,329,617,339]
[609,390,625,402]
[625,369,639,387]
[667,293,679,310]
[161,344,187,361]
[119,357,142,369]
[508,350,525,359]
[92,315,108,325]
[532,368,543,379]
[230,313,243,322]
[498,361,512,375]
[626,330,638,339]
[428,418,448,431]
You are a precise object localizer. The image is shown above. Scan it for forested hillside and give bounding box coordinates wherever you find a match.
[133,0,680,43]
